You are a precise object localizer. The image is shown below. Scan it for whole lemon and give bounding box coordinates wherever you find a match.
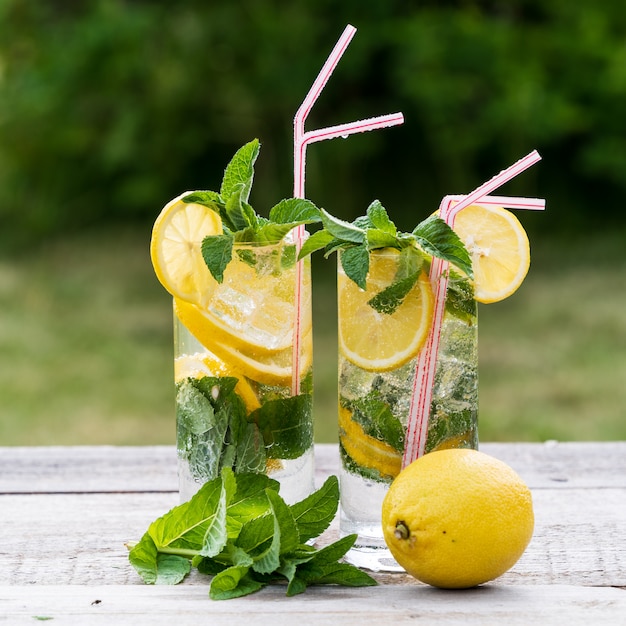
[381,449,534,588]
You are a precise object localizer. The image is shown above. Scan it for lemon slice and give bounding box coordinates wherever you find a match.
[206,330,313,387]
[452,204,530,304]
[176,313,313,388]
[338,250,434,372]
[339,406,401,479]
[174,352,261,412]
[150,192,222,306]
[174,296,310,358]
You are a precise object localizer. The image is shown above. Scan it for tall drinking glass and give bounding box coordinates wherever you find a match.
[174,240,314,504]
[337,248,478,571]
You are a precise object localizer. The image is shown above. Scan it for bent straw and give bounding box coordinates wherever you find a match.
[290,24,404,395]
[402,152,544,467]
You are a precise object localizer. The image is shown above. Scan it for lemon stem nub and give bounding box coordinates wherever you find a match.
[395,521,410,540]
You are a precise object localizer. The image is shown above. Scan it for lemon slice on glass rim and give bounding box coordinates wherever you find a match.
[451,204,531,304]
[338,249,434,373]
[150,192,222,307]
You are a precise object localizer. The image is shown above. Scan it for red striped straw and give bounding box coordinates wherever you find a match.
[290,24,404,395]
[402,151,545,467]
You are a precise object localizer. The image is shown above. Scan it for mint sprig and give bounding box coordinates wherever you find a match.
[176,373,313,485]
[127,469,377,599]
[183,139,322,282]
[301,200,473,315]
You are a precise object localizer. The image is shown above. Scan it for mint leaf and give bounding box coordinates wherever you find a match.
[340,245,369,290]
[366,200,397,235]
[320,208,366,244]
[176,375,268,484]
[234,423,267,475]
[300,561,377,588]
[249,394,313,460]
[226,473,280,530]
[445,269,476,322]
[413,214,473,278]
[183,190,224,213]
[256,198,322,243]
[295,535,377,588]
[366,228,399,250]
[345,391,405,453]
[283,565,307,597]
[176,380,216,434]
[153,554,192,585]
[312,201,474,307]
[128,533,159,583]
[201,234,234,283]
[147,481,222,555]
[302,533,356,565]
[297,229,335,259]
[235,510,275,557]
[200,468,237,558]
[128,533,190,585]
[209,565,264,600]
[289,475,339,543]
[224,183,255,232]
[268,198,322,226]
[220,139,259,203]
[252,489,299,575]
[367,272,419,315]
[146,471,274,557]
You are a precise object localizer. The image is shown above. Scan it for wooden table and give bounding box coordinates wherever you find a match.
[1,442,625,625]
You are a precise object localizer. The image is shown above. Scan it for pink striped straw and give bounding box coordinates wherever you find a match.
[402,151,545,467]
[290,24,404,395]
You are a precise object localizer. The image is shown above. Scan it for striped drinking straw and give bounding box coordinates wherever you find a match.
[290,23,404,395]
[402,152,546,467]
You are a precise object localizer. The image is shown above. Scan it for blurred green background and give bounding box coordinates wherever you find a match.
[1,0,625,445]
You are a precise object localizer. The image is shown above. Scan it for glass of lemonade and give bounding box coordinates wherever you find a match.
[310,197,533,572]
[150,140,321,505]
[337,248,478,571]
[174,240,314,503]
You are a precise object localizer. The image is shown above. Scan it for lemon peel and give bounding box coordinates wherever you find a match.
[382,449,534,588]
[452,204,530,304]
[150,192,222,307]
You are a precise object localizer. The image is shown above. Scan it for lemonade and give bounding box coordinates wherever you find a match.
[337,251,478,570]
[174,241,315,502]
[150,140,321,503]
[303,199,532,571]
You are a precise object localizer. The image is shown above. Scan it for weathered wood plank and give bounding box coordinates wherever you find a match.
[483,441,626,488]
[2,584,625,626]
[2,442,625,494]
[2,487,625,587]
[1,444,626,623]
[0,443,618,496]
[0,446,178,494]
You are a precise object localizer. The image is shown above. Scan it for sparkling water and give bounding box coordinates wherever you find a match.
[174,241,315,505]
[338,271,478,571]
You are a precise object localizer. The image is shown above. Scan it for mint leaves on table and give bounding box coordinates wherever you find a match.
[300,199,472,315]
[183,139,322,282]
[128,469,377,599]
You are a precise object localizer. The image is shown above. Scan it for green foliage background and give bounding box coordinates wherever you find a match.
[2,1,626,445]
[3,0,626,247]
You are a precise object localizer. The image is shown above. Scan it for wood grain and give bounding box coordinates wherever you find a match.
[2,584,625,626]
[1,443,625,624]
